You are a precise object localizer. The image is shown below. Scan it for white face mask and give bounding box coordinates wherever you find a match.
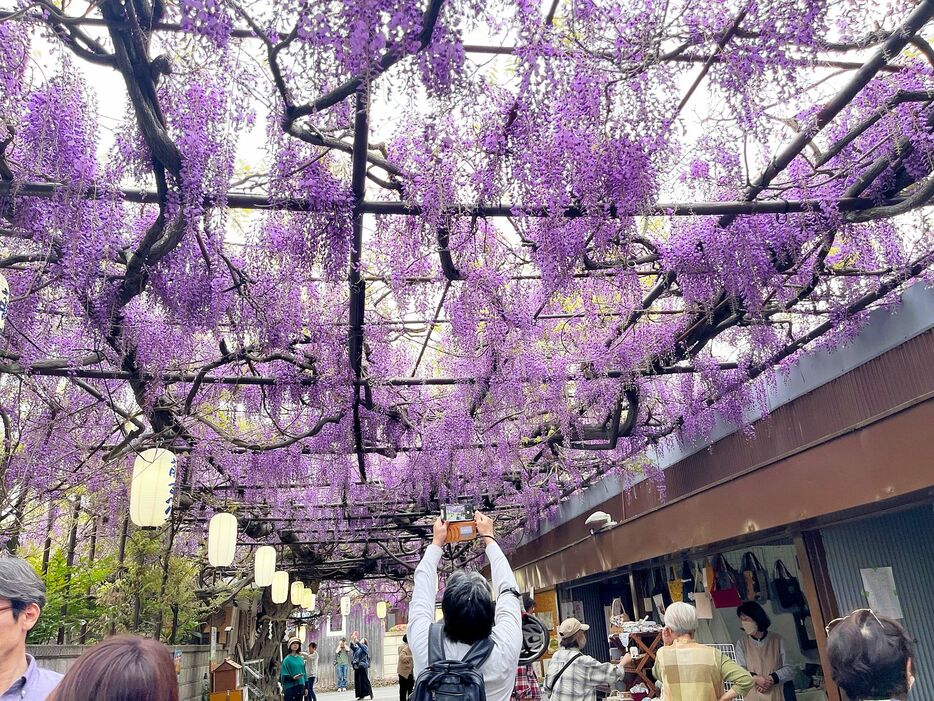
[741,620,759,635]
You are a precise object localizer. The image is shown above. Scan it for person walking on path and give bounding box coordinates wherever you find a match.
[734,602,795,700]
[280,637,307,701]
[397,635,414,701]
[544,618,629,701]
[350,633,373,700]
[335,639,351,692]
[653,602,754,701]
[408,511,523,701]
[46,635,177,701]
[0,557,63,701]
[303,642,319,701]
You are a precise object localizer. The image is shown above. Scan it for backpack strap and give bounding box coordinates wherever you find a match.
[544,652,582,692]
[428,622,446,665]
[461,637,494,667]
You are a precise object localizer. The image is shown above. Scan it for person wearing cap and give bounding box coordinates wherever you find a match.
[653,602,754,701]
[280,638,307,701]
[408,512,522,701]
[544,618,630,701]
[0,557,63,701]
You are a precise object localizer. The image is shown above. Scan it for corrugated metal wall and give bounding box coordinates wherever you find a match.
[558,581,610,661]
[308,606,387,688]
[821,506,934,700]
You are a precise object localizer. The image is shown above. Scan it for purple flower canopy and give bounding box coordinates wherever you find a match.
[0,0,931,581]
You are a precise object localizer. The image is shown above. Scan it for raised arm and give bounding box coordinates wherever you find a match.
[409,518,447,671]
[477,511,523,673]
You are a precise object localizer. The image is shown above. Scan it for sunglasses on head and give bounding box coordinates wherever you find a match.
[824,608,884,635]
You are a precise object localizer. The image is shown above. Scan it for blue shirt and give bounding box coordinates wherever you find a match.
[1,655,63,701]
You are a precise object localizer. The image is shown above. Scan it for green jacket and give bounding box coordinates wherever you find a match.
[281,653,307,689]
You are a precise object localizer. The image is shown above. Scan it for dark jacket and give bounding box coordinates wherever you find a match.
[351,641,370,669]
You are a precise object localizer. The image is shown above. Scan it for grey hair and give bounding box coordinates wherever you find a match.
[664,602,698,636]
[0,557,46,619]
[441,570,495,645]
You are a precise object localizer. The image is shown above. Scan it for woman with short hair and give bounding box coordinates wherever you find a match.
[653,602,754,701]
[735,601,795,700]
[47,635,178,701]
[826,609,916,701]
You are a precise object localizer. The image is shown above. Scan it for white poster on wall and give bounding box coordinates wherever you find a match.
[860,566,904,620]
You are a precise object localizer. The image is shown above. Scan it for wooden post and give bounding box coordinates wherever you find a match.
[794,532,843,701]
[57,498,81,644]
[111,513,129,636]
[79,516,98,643]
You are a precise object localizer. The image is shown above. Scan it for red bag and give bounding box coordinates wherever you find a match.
[711,555,743,609]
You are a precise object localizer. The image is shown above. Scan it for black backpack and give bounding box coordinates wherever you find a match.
[411,622,493,701]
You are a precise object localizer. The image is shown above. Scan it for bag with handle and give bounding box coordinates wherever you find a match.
[702,558,716,592]
[679,561,695,603]
[741,552,770,602]
[693,564,714,619]
[411,622,492,701]
[667,566,683,604]
[710,555,743,609]
[608,597,629,632]
[773,559,807,610]
[794,609,817,650]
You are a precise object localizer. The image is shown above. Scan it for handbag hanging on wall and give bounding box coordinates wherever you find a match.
[773,559,807,610]
[702,558,716,592]
[680,561,695,603]
[652,568,670,615]
[693,564,714,619]
[740,552,770,602]
[667,566,683,604]
[711,554,743,609]
[794,609,818,650]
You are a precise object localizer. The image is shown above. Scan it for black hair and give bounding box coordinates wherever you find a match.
[736,601,771,633]
[522,594,536,612]
[441,570,494,645]
[309,642,317,650]
[559,635,582,649]
[827,610,915,700]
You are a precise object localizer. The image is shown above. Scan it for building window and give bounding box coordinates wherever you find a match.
[326,612,346,637]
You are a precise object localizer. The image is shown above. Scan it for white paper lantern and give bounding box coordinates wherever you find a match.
[298,625,307,643]
[301,589,314,610]
[271,571,289,604]
[340,595,351,617]
[290,581,305,606]
[254,546,276,586]
[309,593,316,611]
[207,513,238,567]
[0,273,9,332]
[376,601,388,620]
[129,449,177,528]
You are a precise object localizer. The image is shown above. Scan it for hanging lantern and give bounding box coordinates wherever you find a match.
[254,546,276,587]
[129,449,177,528]
[376,601,388,620]
[271,571,289,604]
[290,581,305,606]
[340,595,351,617]
[301,589,314,610]
[0,273,9,332]
[207,513,238,567]
[298,625,307,643]
[309,593,316,611]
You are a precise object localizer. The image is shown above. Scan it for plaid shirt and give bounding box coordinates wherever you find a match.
[544,649,624,701]
[512,665,542,701]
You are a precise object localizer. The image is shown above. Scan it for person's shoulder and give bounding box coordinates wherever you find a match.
[36,664,64,682]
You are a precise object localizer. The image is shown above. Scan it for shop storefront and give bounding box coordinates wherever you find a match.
[512,284,934,700]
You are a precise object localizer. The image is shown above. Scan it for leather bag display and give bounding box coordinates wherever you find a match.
[740,551,770,602]
[773,559,807,610]
[710,554,743,609]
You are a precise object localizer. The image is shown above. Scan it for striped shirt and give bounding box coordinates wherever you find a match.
[653,640,754,701]
[544,649,625,701]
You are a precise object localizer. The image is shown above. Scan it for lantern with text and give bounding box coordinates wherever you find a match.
[254,546,276,586]
[290,581,305,606]
[271,571,289,604]
[129,449,177,528]
[208,513,238,567]
[340,595,351,617]
[376,601,388,620]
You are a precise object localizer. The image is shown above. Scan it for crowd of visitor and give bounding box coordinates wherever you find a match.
[0,519,921,701]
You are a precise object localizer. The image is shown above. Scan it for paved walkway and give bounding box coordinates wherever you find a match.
[315,686,400,701]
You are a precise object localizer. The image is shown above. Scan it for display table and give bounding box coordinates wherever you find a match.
[622,631,663,697]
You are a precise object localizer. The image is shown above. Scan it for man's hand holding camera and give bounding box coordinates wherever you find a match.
[432,510,495,546]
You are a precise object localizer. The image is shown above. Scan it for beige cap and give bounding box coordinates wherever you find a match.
[287,637,302,648]
[558,617,590,638]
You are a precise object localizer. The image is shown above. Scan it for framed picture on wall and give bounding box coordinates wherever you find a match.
[537,610,554,631]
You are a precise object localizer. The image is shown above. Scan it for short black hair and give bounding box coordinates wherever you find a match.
[522,594,536,612]
[827,610,915,700]
[736,601,771,633]
[441,570,494,645]
[309,642,317,650]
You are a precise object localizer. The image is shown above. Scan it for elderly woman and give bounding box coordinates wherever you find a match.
[544,618,630,701]
[735,601,795,700]
[826,609,916,701]
[653,602,754,701]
